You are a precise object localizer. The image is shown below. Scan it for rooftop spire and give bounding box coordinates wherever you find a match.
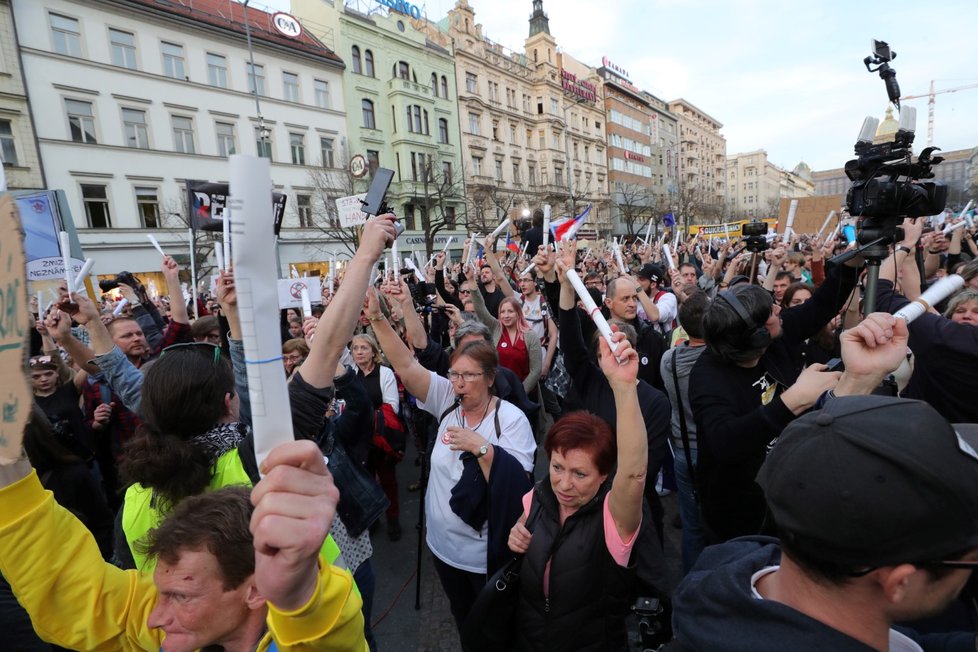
[529,0,550,36]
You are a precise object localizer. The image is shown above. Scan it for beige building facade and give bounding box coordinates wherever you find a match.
[726,150,814,220]
[422,0,610,234]
[0,0,43,189]
[668,98,726,219]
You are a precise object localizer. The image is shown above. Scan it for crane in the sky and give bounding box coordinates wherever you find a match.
[900,80,978,147]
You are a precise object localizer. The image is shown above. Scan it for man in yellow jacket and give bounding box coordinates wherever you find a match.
[0,439,368,652]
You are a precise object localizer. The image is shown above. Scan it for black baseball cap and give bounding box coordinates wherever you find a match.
[637,263,664,283]
[757,395,978,568]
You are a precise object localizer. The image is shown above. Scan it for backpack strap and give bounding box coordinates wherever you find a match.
[671,348,696,501]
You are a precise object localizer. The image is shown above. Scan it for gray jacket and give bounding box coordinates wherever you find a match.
[659,343,706,451]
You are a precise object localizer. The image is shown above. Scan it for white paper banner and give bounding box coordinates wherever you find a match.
[277,277,323,309]
[229,154,295,470]
[336,193,368,228]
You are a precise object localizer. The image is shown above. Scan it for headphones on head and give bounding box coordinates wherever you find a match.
[717,290,772,350]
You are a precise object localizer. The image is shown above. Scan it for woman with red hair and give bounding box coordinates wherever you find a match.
[507,329,647,651]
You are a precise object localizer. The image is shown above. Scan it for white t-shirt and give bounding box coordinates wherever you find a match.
[750,566,923,652]
[520,293,547,343]
[418,371,536,573]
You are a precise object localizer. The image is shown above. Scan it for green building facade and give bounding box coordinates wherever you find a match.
[293,0,467,255]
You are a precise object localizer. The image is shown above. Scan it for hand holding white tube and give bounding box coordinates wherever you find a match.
[566,269,620,359]
[489,218,511,240]
[662,243,676,270]
[542,205,551,250]
[893,274,965,323]
[71,258,94,294]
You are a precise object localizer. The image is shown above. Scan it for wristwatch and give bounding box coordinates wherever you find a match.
[475,442,490,458]
[895,245,912,255]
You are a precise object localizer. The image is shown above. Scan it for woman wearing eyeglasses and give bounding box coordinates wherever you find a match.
[364,281,537,633]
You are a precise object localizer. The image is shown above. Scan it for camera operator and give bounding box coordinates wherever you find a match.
[668,312,978,652]
[876,218,978,423]
[688,252,862,543]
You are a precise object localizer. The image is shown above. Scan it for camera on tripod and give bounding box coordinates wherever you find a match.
[845,40,946,221]
[742,221,769,254]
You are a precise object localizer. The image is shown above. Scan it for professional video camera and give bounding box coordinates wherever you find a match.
[845,40,946,221]
[839,39,948,316]
[742,221,769,254]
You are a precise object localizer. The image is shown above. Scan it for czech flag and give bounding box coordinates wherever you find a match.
[506,230,520,253]
[550,204,591,242]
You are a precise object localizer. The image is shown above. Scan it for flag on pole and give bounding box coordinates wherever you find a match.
[550,204,592,242]
[662,212,676,227]
[505,230,520,253]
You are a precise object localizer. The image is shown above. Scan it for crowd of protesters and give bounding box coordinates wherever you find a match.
[1,203,977,652]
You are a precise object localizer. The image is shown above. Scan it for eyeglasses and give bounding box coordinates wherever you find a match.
[447,370,483,382]
[458,289,472,295]
[161,341,222,365]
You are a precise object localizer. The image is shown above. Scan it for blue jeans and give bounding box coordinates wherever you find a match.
[674,449,708,575]
[354,560,378,652]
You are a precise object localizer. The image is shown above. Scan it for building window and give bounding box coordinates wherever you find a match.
[50,13,81,57]
[465,72,477,93]
[283,72,300,102]
[361,99,376,129]
[527,163,535,184]
[555,167,563,186]
[122,108,149,149]
[492,120,499,141]
[109,29,137,69]
[438,118,449,144]
[81,184,111,228]
[351,46,362,74]
[365,50,375,77]
[171,116,195,154]
[296,194,312,228]
[396,61,410,80]
[472,155,483,176]
[494,158,503,181]
[161,42,185,79]
[441,76,448,98]
[512,162,520,183]
[313,79,329,109]
[366,149,379,175]
[468,112,480,136]
[216,121,236,157]
[0,120,17,166]
[319,137,334,167]
[256,129,272,159]
[290,132,305,165]
[247,62,265,96]
[66,99,96,144]
[444,205,456,227]
[431,73,439,97]
[406,105,428,134]
[442,160,453,183]
[135,186,160,228]
[207,53,228,87]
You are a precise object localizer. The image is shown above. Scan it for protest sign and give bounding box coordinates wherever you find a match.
[336,194,368,228]
[277,277,322,310]
[0,194,31,464]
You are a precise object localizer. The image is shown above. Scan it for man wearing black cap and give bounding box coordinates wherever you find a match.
[636,263,677,337]
[670,314,978,652]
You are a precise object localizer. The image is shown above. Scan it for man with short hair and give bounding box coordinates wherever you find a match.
[0,439,368,651]
[636,263,678,336]
[477,263,505,318]
[772,271,793,305]
[190,315,222,345]
[603,276,667,390]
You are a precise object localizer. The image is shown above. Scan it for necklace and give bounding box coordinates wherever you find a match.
[459,396,493,433]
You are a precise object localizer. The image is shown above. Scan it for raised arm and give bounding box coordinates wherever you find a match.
[296,217,397,388]
[161,255,189,326]
[483,234,515,299]
[601,331,646,540]
[366,283,431,403]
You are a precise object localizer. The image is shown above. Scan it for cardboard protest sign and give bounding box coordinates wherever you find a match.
[778,196,844,236]
[0,194,31,464]
[336,194,368,228]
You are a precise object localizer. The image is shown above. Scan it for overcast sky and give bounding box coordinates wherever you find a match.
[262,0,978,172]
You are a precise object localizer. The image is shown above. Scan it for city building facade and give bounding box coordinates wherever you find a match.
[0,0,43,190]
[422,0,610,236]
[726,150,814,220]
[14,0,348,277]
[293,0,466,255]
[668,97,726,224]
